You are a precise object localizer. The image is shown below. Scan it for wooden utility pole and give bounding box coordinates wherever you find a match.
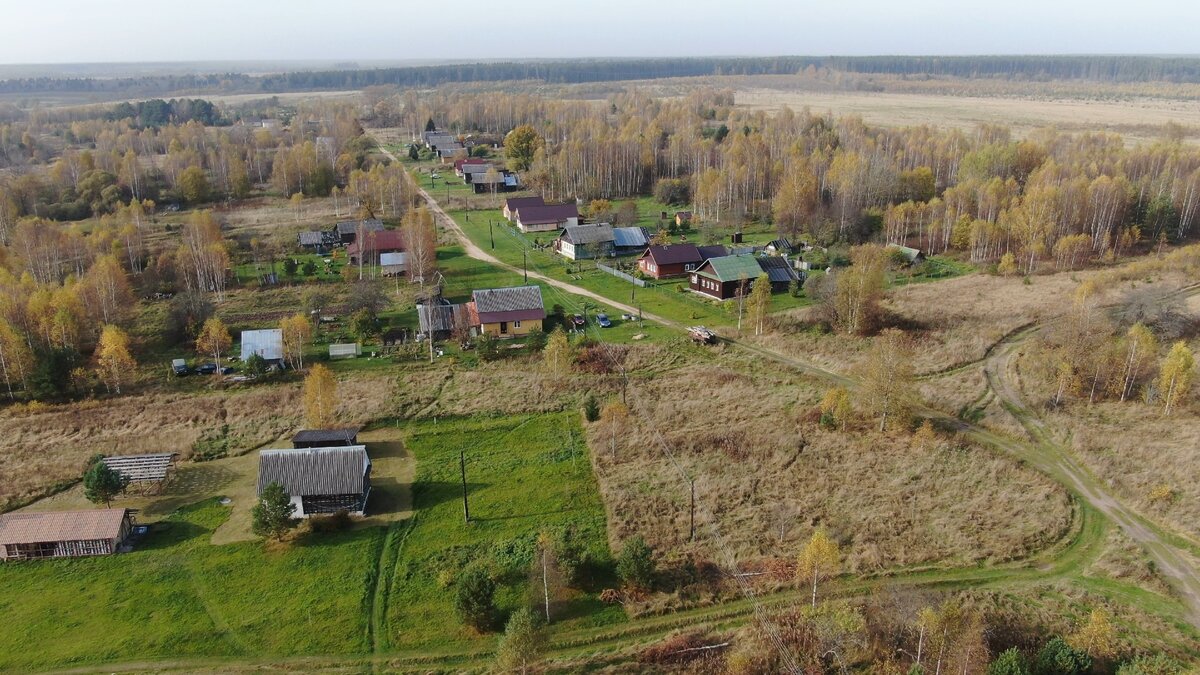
[523,250,528,283]
[689,479,696,541]
[459,448,470,523]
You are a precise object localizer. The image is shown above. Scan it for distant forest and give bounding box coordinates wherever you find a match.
[6,55,1200,96]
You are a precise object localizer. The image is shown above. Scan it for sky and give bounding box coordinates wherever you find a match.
[0,0,1197,65]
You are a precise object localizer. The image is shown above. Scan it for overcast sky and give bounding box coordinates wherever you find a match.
[1,0,1197,65]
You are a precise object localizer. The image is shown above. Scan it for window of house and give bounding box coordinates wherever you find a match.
[690,274,698,284]
[513,320,522,328]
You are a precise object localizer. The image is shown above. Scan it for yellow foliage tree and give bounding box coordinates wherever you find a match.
[279,313,313,371]
[542,327,573,380]
[997,251,1018,277]
[1069,608,1117,660]
[96,324,135,394]
[195,317,231,374]
[796,527,840,607]
[303,364,337,428]
[1158,341,1195,415]
[819,386,852,431]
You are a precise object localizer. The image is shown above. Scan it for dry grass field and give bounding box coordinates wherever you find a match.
[586,353,1073,579]
[0,373,398,511]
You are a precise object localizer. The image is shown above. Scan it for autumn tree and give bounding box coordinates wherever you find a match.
[279,313,312,371]
[504,124,543,172]
[80,255,133,325]
[772,165,818,237]
[179,166,211,204]
[195,317,231,374]
[858,329,916,431]
[997,251,1018,277]
[0,319,32,399]
[95,325,136,394]
[1068,608,1117,661]
[796,527,840,607]
[1118,323,1157,402]
[819,386,852,431]
[746,273,772,336]
[825,244,888,335]
[403,207,437,285]
[304,364,337,428]
[495,608,546,675]
[1158,341,1195,415]
[542,327,573,380]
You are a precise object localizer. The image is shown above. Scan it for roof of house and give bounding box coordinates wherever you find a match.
[101,453,176,482]
[695,254,767,282]
[334,219,384,236]
[887,243,924,262]
[298,230,325,246]
[0,509,129,545]
[417,303,469,333]
[471,285,546,324]
[640,243,702,265]
[516,203,578,225]
[505,196,545,212]
[469,171,507,184]
[241,329,284,361]
[560,223,614,245]
[767,238,794,252]
[347,230,405,256]
[757,255,800,284]
[612,227,649,249]
[292,429,359,446]
[380,252,408,267]
[697,245,728,260]
[257,446,370,497]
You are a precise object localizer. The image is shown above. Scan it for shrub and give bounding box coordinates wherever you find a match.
[454,564,497,631]
[616,536,655,590]
[1034,637,1091,675]
[989,648,1030,675]
[282,258,298,276]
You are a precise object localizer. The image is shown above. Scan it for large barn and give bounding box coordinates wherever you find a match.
[0,509,134,561]
[257,446,372,517]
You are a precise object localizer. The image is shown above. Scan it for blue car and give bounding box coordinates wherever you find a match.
[596,313,612,328]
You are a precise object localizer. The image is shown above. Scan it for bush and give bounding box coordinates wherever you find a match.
[616,536,655,590]
[245,353,268,377]
[477,333,500,361]
[454,564,497,631]
[302,260,318,276]
[282,258,298,276]
[654,178,691,205]
[989,648,1030,675]
[1033,637,1090,675]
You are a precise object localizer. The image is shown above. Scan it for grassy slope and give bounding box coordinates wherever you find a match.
[0,501,381,672]
[386,412,624,651]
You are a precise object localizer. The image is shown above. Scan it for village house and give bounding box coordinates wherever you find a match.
[298,230,337,252]
[467,285,546,337]
[514,202,579,233]
[503,195,545,221]
[257,445,372,517]
[887,243,926,265]
[689,254,792,300]
[0,509,135,561]
[468,170,520,194]
[611,226,650,256]
[347,229,405,266]
[332,219,384,246]
[241,328,284,365]
[637,243,727,279]
[556,223,615,260]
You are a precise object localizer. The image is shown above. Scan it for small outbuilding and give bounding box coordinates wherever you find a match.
[328,343,361,360]
[257,445,371,517]
[380,251,409,277]
[292,428,360,448]
[0,509,135,561]
[241,329,284,364]
[332,219,384,246]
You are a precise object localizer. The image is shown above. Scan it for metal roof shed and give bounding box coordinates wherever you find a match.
[241,329,284,362]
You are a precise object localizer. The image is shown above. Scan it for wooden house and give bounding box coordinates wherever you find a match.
[503,196,545,221]
[332,219,384,245]
[637,244,727,279]
[514,203,579,233]
[556,224,615,260]
[611,227,649,255]
[468,285,545,337]
[689,254,769,300]
[257,446,371,517]
[0,509,134,561]
[348,230,405,265]
[675,211,693,227]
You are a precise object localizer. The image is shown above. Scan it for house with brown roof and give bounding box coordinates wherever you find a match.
[503,196,545,221]
[637,243,727,279]
[468,285,545,337]
[0,509,134,561]
[514,203,579,233]
[347,229,405,265]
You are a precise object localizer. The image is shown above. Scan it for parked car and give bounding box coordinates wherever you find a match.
[688,326,718,344]
[220,366,235,375]
[596,313,612,328]
[196,363,217,375]
[171,358,189,376]
[572,314,585,327]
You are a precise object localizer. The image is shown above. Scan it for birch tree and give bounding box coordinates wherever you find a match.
[858,329,916,432]
[1158,341,1195,415]
[796,527,840,608]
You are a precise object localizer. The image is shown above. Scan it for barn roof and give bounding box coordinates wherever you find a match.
[472,286,546,324]
[241,329,283,362]
[641,244,701,265]
[101,454,176,482]
[347,230,405,256]
[257,446,370,497]
[334,219,384,236]
[298,230,325,246]
[292,429,359,446]
[0,509,129,545]
[612,227,648,248]
[756,255,800,284]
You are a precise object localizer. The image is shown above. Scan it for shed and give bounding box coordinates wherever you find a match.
[0,509,134,561]
[241,329,284,363]
[417,302,470,339]
[612,227,649,254]
[328,343,361,360]
[257,446,371,517]
[101,453,177,484]
[887,244,925,264]
[292,428,360,448]
[380,251,409,277]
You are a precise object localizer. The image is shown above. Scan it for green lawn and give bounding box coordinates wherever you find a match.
[385,412,624,651]
[0,500,382,672]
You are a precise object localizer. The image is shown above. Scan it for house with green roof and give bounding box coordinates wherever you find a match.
[689,254,773,300]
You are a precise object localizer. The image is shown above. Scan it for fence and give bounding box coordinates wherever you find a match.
[595,262,646,287]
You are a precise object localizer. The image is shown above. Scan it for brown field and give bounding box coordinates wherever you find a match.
[587,352,1073,581]
[0,373,398,511]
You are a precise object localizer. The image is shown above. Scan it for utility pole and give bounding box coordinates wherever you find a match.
[691,478,700,540]
[523,250,528,284]
[459,449,470,523]
[489,220,494,250]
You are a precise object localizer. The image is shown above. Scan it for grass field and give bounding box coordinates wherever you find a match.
[384,412,625,650]
[0,500,381,672]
